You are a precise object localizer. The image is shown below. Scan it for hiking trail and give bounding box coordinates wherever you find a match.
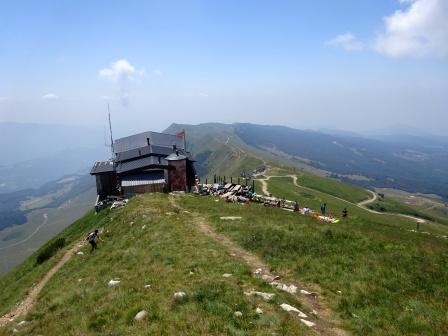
[257,173,426,224]
[0,241,83,327]
[169,195,348,336]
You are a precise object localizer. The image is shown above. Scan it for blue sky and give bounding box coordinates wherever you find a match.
[0,0,447,135]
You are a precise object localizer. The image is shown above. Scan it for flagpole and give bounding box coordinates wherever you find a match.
[183,129,187,150]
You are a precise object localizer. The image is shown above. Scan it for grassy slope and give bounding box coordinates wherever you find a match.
[297,173,370,204]
[268,176,448,236]
[1,156,448,335]
[267,166,371,204]
[0,210,104,317]
[367,197,448,226]
[199,139,263,181]
[180,193,448,336]
[173,124,315,176]
[1,194,310,336]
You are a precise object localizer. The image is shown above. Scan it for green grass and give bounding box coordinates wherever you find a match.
[432,206,448,219]
[3,172,448,335]
[368,197,448,226]
[253,180,264,195]
[267,176,448,237]
[296,173,371,204]
[264,166,371,204]
[1,194,310,336]
[178,182,448,335]
[0,210,105,317]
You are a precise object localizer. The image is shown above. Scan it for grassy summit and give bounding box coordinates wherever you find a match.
[1,169,448,335]
[179,184,448,335]
[0,194,311,335]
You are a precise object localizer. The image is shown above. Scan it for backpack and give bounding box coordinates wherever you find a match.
[86,232,96,242]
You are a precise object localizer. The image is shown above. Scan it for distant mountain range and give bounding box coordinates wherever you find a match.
[2,121,447,200]
[165,123,448,199]
[0,122,107,164]
[0,122,108,193]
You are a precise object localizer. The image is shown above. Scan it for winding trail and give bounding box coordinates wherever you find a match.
[0,241,82,327]
[0,214,48,251]
[169,195,348,336]
[257,174,426,224]
[357,190,377,208]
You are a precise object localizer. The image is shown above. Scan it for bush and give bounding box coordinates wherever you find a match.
[36,237,66,264]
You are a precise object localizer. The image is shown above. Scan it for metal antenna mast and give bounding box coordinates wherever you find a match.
[103,126,107,147]
[108,104,114,156]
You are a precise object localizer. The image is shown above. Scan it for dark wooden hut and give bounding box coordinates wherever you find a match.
[90,130,196,198]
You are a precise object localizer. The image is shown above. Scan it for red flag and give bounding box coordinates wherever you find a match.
[176,130,185,138]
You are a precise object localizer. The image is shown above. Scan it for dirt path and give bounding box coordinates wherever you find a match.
[257,174,426,224]
[259,178,270,196]
[169,195,348,336]
[0,242,82,326]
[357,190,377,208]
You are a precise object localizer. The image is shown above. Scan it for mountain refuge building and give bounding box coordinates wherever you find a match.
[90,130,196,198]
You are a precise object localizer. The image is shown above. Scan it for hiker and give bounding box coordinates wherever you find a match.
[86,229,101,252]
[342,208,348,218]
[294,201,300,212]
[320,203,327,215]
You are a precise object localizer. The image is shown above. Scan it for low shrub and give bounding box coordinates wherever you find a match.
[36,237,66,264]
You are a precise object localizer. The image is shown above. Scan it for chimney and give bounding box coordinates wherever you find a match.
[172,144,177,152]
[146,138,150,146]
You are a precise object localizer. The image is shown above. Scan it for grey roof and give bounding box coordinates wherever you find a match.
[116,156,168,174]
[90,160,115,175]
[115,145,188,162]
[114,131,185,154]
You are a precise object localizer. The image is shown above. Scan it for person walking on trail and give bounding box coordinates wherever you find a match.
[342,207,348,219]
[86,229,101,252]
[320,203,327,215]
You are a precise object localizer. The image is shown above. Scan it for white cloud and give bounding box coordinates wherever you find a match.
[325,33,364,51]
[326,1,448,58]
[99,59,136,82]
[99,59,142,107]
[375,0,448,57]
[42,93,59,100]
